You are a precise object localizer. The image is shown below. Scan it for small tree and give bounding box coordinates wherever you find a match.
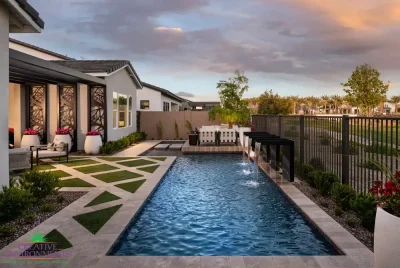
[341,64,389,116]
[257,90,292,115]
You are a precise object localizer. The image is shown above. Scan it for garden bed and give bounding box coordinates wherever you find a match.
[294,180,374,251]
[0,191,87,250]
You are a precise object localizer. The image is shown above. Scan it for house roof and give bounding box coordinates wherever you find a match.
[9,38,74,60]
[12,0,45,28]
[189,101,220,106]
[52,60,142,88]
[142,82,185,103]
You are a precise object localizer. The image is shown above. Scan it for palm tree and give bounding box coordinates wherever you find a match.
[331,95,343,114]
[289,95,300,114]
[391,95,400,114]
[321,95,330,114]
[308,96,321,114]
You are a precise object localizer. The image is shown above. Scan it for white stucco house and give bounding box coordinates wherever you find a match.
[137,82,185,111]
[1,0,45,186]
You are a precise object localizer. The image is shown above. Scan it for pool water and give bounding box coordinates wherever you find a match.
[110,154,339,256]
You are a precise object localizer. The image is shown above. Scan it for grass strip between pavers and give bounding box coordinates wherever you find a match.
[21,229,73,256]
[44,229,73,250]
[148,157,167,161]
[137,165,159,174]
[85,191,121,207]
[117,159,156,167]
[93,170,143,183]
[53,156,90,162]
[63,159,100,167]
[73,204,122,234]
[115,179,146,193]
[59,178,95,188]
[34,163,56,171]
[49,170,72,178]
[97,157,138,162]
[74,164,119,174]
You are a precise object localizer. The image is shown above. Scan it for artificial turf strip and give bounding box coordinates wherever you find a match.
[34,163,56,171]
[63,159,100,167]
[93,170,143,183]
[74,164,119,174]
[97,157,138,162]
[138,165,159,173]
[73,204,122,234]
[85,191,121,207]
[59,178,95,188]
[117,159,156,167]
[115,179,146,193]
[44,229,73,250]
[148,157,167,161]
[49,170,71,178]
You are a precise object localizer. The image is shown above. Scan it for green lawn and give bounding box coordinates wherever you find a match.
[85,191,121,207]
[117,159,155,167]
[22,229,72,255]
[74,164,119,174]
[59,178,95,187]
[98,157,138,162]
[93,170,143,183]
[53,156,90,162]
[49,170,71,178]
[45,229,73,250]
[148,157,167,161]
[34,163,56,171]
[138,165,159,173]
[115,179,146,193]
[63,159,100,167]
[73,205,122,234]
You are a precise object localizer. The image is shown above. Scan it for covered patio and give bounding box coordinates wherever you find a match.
[8,49,107,151]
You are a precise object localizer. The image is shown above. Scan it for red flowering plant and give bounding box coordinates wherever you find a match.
[87,130,101,136]
[24,128,38,135]
[8,127,14,134]
[369,171,400,217]
[55,128,71,135]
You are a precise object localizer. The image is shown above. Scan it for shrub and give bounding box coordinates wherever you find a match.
[314,171,338,196]
[0,186,33,222]
[334,206,344,217]
[331,183,356,210]
[360,159,382,171]
[350,193,377,231]
[0,224,16,237]
[345,217,357,228]
[99,131,147,155]
[334,141,359,155]
[56,194,65,203]
[20,170,59,199]
[283,129,299,138]
[302,163,315,180]
[306,170,320,188]
[309,158,325,171]
[185,120,193,133]
[365,144,399,156]
[24,213,37,224]
[41,203,56,213]
[320,135,331,145]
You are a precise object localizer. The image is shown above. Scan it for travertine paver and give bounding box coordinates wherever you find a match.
[154,143,170,149]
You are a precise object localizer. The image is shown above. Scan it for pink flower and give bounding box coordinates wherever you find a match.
[87,131,101,136]
[56,128,71,135]
[24,128,38,135]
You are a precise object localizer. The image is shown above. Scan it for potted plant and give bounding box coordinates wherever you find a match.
[370,171,400,268]
[54,128,72,152]
[84,131,102,155]
[20,128,40,148]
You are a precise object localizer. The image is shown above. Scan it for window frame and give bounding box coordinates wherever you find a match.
[112,92,132,129]
[140,100,150,110]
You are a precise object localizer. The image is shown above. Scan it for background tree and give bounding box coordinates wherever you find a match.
[321,95,330,114]
[390,95,400,114]
[341,64,389,116]
[257,90,292,115]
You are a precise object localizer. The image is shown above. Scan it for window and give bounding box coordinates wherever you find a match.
[112,92,132,129]
[163,102,170,111]
[140,100,150,110]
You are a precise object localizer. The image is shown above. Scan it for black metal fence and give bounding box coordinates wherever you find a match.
[252,115,400,193]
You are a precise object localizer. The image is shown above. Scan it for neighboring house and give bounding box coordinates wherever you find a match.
[9,37,73,60]
[187,101,221,111]
[137,82,184,111]
[1,0,45,186]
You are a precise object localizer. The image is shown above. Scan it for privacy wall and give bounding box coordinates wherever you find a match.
[140,111,221,140]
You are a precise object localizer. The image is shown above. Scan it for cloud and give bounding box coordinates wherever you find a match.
[176,91,195,97]
[154,27,183,33]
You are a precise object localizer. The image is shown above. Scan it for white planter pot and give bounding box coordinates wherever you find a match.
[374,207,400,268]
[239,127,252,146]
[84,135,102,155]
[20,135,40,149]
[54,134,72,152]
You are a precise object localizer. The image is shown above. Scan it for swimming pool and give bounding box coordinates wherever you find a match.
[110,154,339,256]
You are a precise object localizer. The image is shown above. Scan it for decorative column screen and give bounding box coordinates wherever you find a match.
[59,85,77,149]
[28,85,47,143]
[89,86,106,141]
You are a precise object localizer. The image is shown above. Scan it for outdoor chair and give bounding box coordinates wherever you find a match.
[9,148,31,171]
[30,144,69,168]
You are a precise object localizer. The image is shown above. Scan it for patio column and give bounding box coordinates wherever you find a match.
[77,83,88,151]
[0,5,9,187]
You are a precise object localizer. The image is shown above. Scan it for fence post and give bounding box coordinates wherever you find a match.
[278,115,282,136]
[299,115,305,165]
[341,115,350,185]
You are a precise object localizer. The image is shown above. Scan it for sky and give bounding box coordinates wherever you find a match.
[11,0,400,101]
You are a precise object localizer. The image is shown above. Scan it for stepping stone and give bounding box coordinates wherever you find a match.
[169,144,183,150]
[154,144,170,150]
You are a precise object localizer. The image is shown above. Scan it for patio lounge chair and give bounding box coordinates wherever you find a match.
[30,144,69,168]
[9,148,31,171]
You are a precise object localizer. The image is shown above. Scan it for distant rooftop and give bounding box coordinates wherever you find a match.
[14,0,45,28]
[143,82,185,103]
[10,38,73,60]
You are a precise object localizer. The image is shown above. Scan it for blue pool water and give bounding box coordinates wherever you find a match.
[111,154,339,256]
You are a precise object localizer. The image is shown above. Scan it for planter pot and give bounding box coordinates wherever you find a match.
[374,207,400,268]
[189,134,198,146]
[54,134,72,152]
[20,135,40,149]
[239,127,251,147]
[84,135,102,155]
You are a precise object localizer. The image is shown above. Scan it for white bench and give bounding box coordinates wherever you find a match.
[9,148,31,171]
[30,144,69,168]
